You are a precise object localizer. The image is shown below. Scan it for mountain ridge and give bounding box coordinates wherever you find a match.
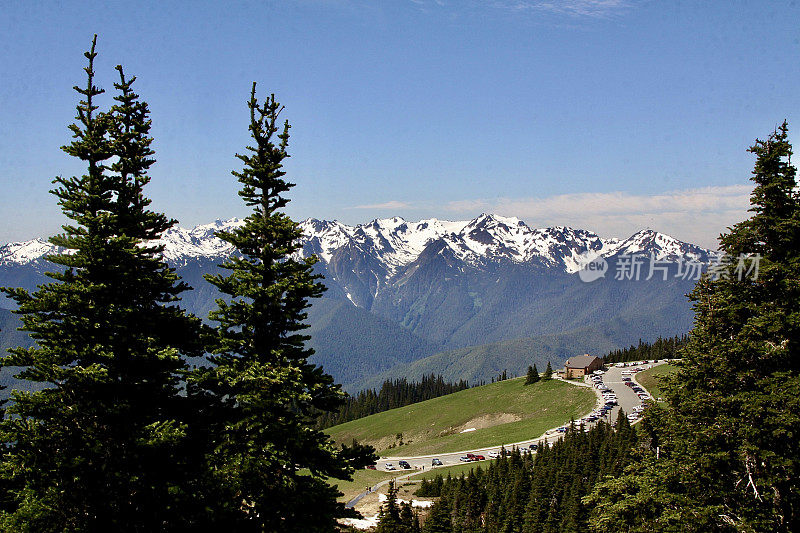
[0,213,712,275]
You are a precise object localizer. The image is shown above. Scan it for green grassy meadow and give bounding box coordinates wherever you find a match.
[326,377,595,456]
[332,468,402,502]
[636,363,677,399]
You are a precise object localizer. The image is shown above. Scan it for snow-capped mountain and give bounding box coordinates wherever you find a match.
[1,213,711,273]
[604,229,709,263]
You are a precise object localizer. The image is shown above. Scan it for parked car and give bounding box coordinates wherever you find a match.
[466,453,477,460]
[431,458,443,466]
[385,463,396,470]
[366,464,377,470]
[529,443,539,451]
[459,456,472,462]
[398,460,411,469]
[488,451,500,459]
[474,455,486,461]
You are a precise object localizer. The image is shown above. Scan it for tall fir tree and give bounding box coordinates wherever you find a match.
[542,361,553,380]
[587,122,800,532]
[525,364,540,385]
[0,37,202,531]
[376,480,404,532]
[195,83,374,531]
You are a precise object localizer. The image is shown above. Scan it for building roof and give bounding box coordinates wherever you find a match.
[565,354,600,369]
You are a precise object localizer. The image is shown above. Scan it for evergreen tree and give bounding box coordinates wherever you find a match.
[423,495,453,533]
[195,83,374,531]
[377,480,404,532]
[588,123,800,532]
[0,37,202,531]
[525,364,540,385]
[541,361,553,380]
[400,500,417,531]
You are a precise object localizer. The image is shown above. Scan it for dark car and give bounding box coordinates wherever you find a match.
[529,443,539,451]
[398,460,411,469]
[431,458,443,466]
[366,464,377,470]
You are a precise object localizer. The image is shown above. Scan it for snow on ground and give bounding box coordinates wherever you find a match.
[340,514,380,530]
[378,493,433,508]
[340,495,433,530]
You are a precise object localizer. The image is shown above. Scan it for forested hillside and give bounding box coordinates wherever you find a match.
[602,335,687,364]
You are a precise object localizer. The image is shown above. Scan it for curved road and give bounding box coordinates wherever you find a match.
[346,360,667,508]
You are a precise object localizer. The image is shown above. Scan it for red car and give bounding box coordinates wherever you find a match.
[474,455,486,461]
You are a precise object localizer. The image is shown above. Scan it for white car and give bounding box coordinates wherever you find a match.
[488,451,501,459]
[385,463,396,471]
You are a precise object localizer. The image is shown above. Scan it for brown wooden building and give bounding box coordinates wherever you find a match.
[564,354,603,379]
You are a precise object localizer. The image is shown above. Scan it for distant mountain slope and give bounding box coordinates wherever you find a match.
[304,298,442,390]
[1,214,714,388]
[0,308,29,354]
[351,308,692,392]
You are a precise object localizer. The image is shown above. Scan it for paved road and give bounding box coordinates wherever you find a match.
[345,471,417,509]
[602,363,656,422]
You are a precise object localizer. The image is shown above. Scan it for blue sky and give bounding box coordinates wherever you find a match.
[1,0,798,248]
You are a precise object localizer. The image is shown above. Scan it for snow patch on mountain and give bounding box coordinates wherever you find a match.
[0,238,60,265]
[159,218,244,262]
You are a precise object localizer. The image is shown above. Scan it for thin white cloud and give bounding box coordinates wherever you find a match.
[350,200,413,210]
[410,0,634,18]
[488,0,634,18]
[443,185,752,249]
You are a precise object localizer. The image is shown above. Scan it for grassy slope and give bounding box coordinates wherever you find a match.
[636,363,677,399]
[332,468,400,502]
[327,377,594,456]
